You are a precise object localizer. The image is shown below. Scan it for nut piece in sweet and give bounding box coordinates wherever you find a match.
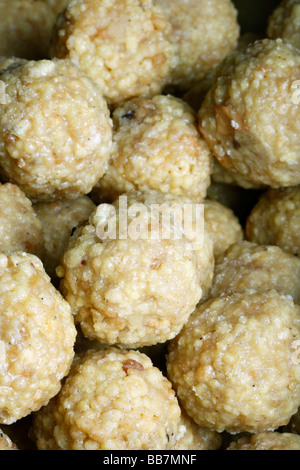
[0,0,55,60]
[246,187,300,256]
[0,58,112,202]
[49,0,176,107]
[227,432,300,450]
[198,39,300,188]
[209,241,300,304]
[57,190,202,348]
[204,199,244,259]
[91,95,212,204]
[0,183,44,259]
[31,347,181,450]
[0,253,76,424]
[34,196,96,280]
[167,289,300,434]
[155,0,240,90]
[267,0,300,50]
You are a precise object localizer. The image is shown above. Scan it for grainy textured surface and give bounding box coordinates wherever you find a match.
[210,241,300,304]
[170,410,222,450]
[182,33,262,113]
[0,0,55,59]
[155,0,240,90]
[57,190,202,348]
[198,39,300,187]
[92,95,212,204]
[34,196,95,279]
[267,0,300,49]
[49,0,176,107]
[119,190,214,299]
[31,348,181,450]
[227,432,300,450]
[246,187,300,256]
[204,199,244,259]
[167,289,300,434]
[0,253,76,424]
[211,158,266,190]
[0,0,298,450]
[0,183,44,259]
[0,58,112,201]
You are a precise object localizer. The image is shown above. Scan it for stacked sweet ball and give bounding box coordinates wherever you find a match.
[0,0,299,451]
